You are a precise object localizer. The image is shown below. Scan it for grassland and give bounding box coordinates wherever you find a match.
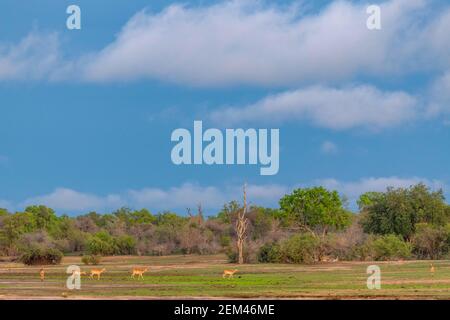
[0,254,449,299]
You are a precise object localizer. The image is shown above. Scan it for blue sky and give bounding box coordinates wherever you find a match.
[0,0,449,215]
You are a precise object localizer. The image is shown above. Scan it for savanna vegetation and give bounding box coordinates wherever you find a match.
[0,183,449,265]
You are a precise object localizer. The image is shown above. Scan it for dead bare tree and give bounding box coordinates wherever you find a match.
[197,203,204,224]
[235,184,249,264]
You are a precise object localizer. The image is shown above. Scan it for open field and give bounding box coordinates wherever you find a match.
[0,254,449,300]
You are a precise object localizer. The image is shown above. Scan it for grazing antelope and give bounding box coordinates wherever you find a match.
[223,269,238,278]
[89,268,106,280]
[430,263,435,275]
[131,267,149,280]
[39,268,45,282]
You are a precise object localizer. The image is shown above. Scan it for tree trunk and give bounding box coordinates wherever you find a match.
[236,184,249,264]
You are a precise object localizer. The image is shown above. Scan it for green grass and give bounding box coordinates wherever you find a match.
[0,254,449,299]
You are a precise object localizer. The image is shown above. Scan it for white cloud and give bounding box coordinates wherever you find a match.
[321,141,338,154]
[15,183,287,213]
[128,183,227,210]
[128,182,288,210]
[317,176,446,201]
[79,0,450,86]
[210,85,418,129]
[21,188,125,212]
[1,1,450,87]
[0,33,61,81]
[4,178,448,213]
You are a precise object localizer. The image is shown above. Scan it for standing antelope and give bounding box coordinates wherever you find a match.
[39,268,45,282]
[90,268,106,280]
[223,269,238,278]
[131,267,149,280]
[430,263,435,275]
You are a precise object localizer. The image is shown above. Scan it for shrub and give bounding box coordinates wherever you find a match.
[19,247,63,265]
[81,254,101,265]
[225,247,237,263]
[257,242,281,263]
[86,231,116,255]
[115,235,137,255]
[279,234,320,264]
[369,235,412,260]
[321,217,368,260]
[412,224,449,259]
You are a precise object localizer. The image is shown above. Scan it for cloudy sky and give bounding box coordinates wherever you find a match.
[0,0,449,214]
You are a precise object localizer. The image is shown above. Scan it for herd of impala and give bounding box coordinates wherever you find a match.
[37,263,438,282]
[38,266,239,281]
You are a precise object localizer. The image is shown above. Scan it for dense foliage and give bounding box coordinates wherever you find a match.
[1,184,449,265]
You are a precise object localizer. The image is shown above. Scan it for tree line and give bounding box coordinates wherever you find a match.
[0,183,449,265]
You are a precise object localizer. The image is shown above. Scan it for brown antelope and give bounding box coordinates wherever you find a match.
[131,267,149,280]
[89,268,106,280]
[430,263,435,275]
[223,269,238,278]
[39,268,45,282]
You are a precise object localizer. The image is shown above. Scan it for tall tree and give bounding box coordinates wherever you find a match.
[235,184,249,264]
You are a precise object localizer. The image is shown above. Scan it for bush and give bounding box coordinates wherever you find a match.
[86,231,116,255]
[321,218,367,260]
[257,242,281,263]
[19,247,63,265]
[115,235,136,255]
[412,224,449,259]
[279,234,320,264]
[81,254,101,265]
[369,235,412,260]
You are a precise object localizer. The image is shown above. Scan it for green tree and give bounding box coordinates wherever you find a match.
[279,187,352,237]
[361,184,448,240]
[357,192,383,211]
[24,205,59,234]
[0,212,37,249]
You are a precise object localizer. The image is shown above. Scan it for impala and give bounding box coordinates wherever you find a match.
[131,267,149,280]
[39,268,45,282]
[222,269,238,278]
[90,268,106,280]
